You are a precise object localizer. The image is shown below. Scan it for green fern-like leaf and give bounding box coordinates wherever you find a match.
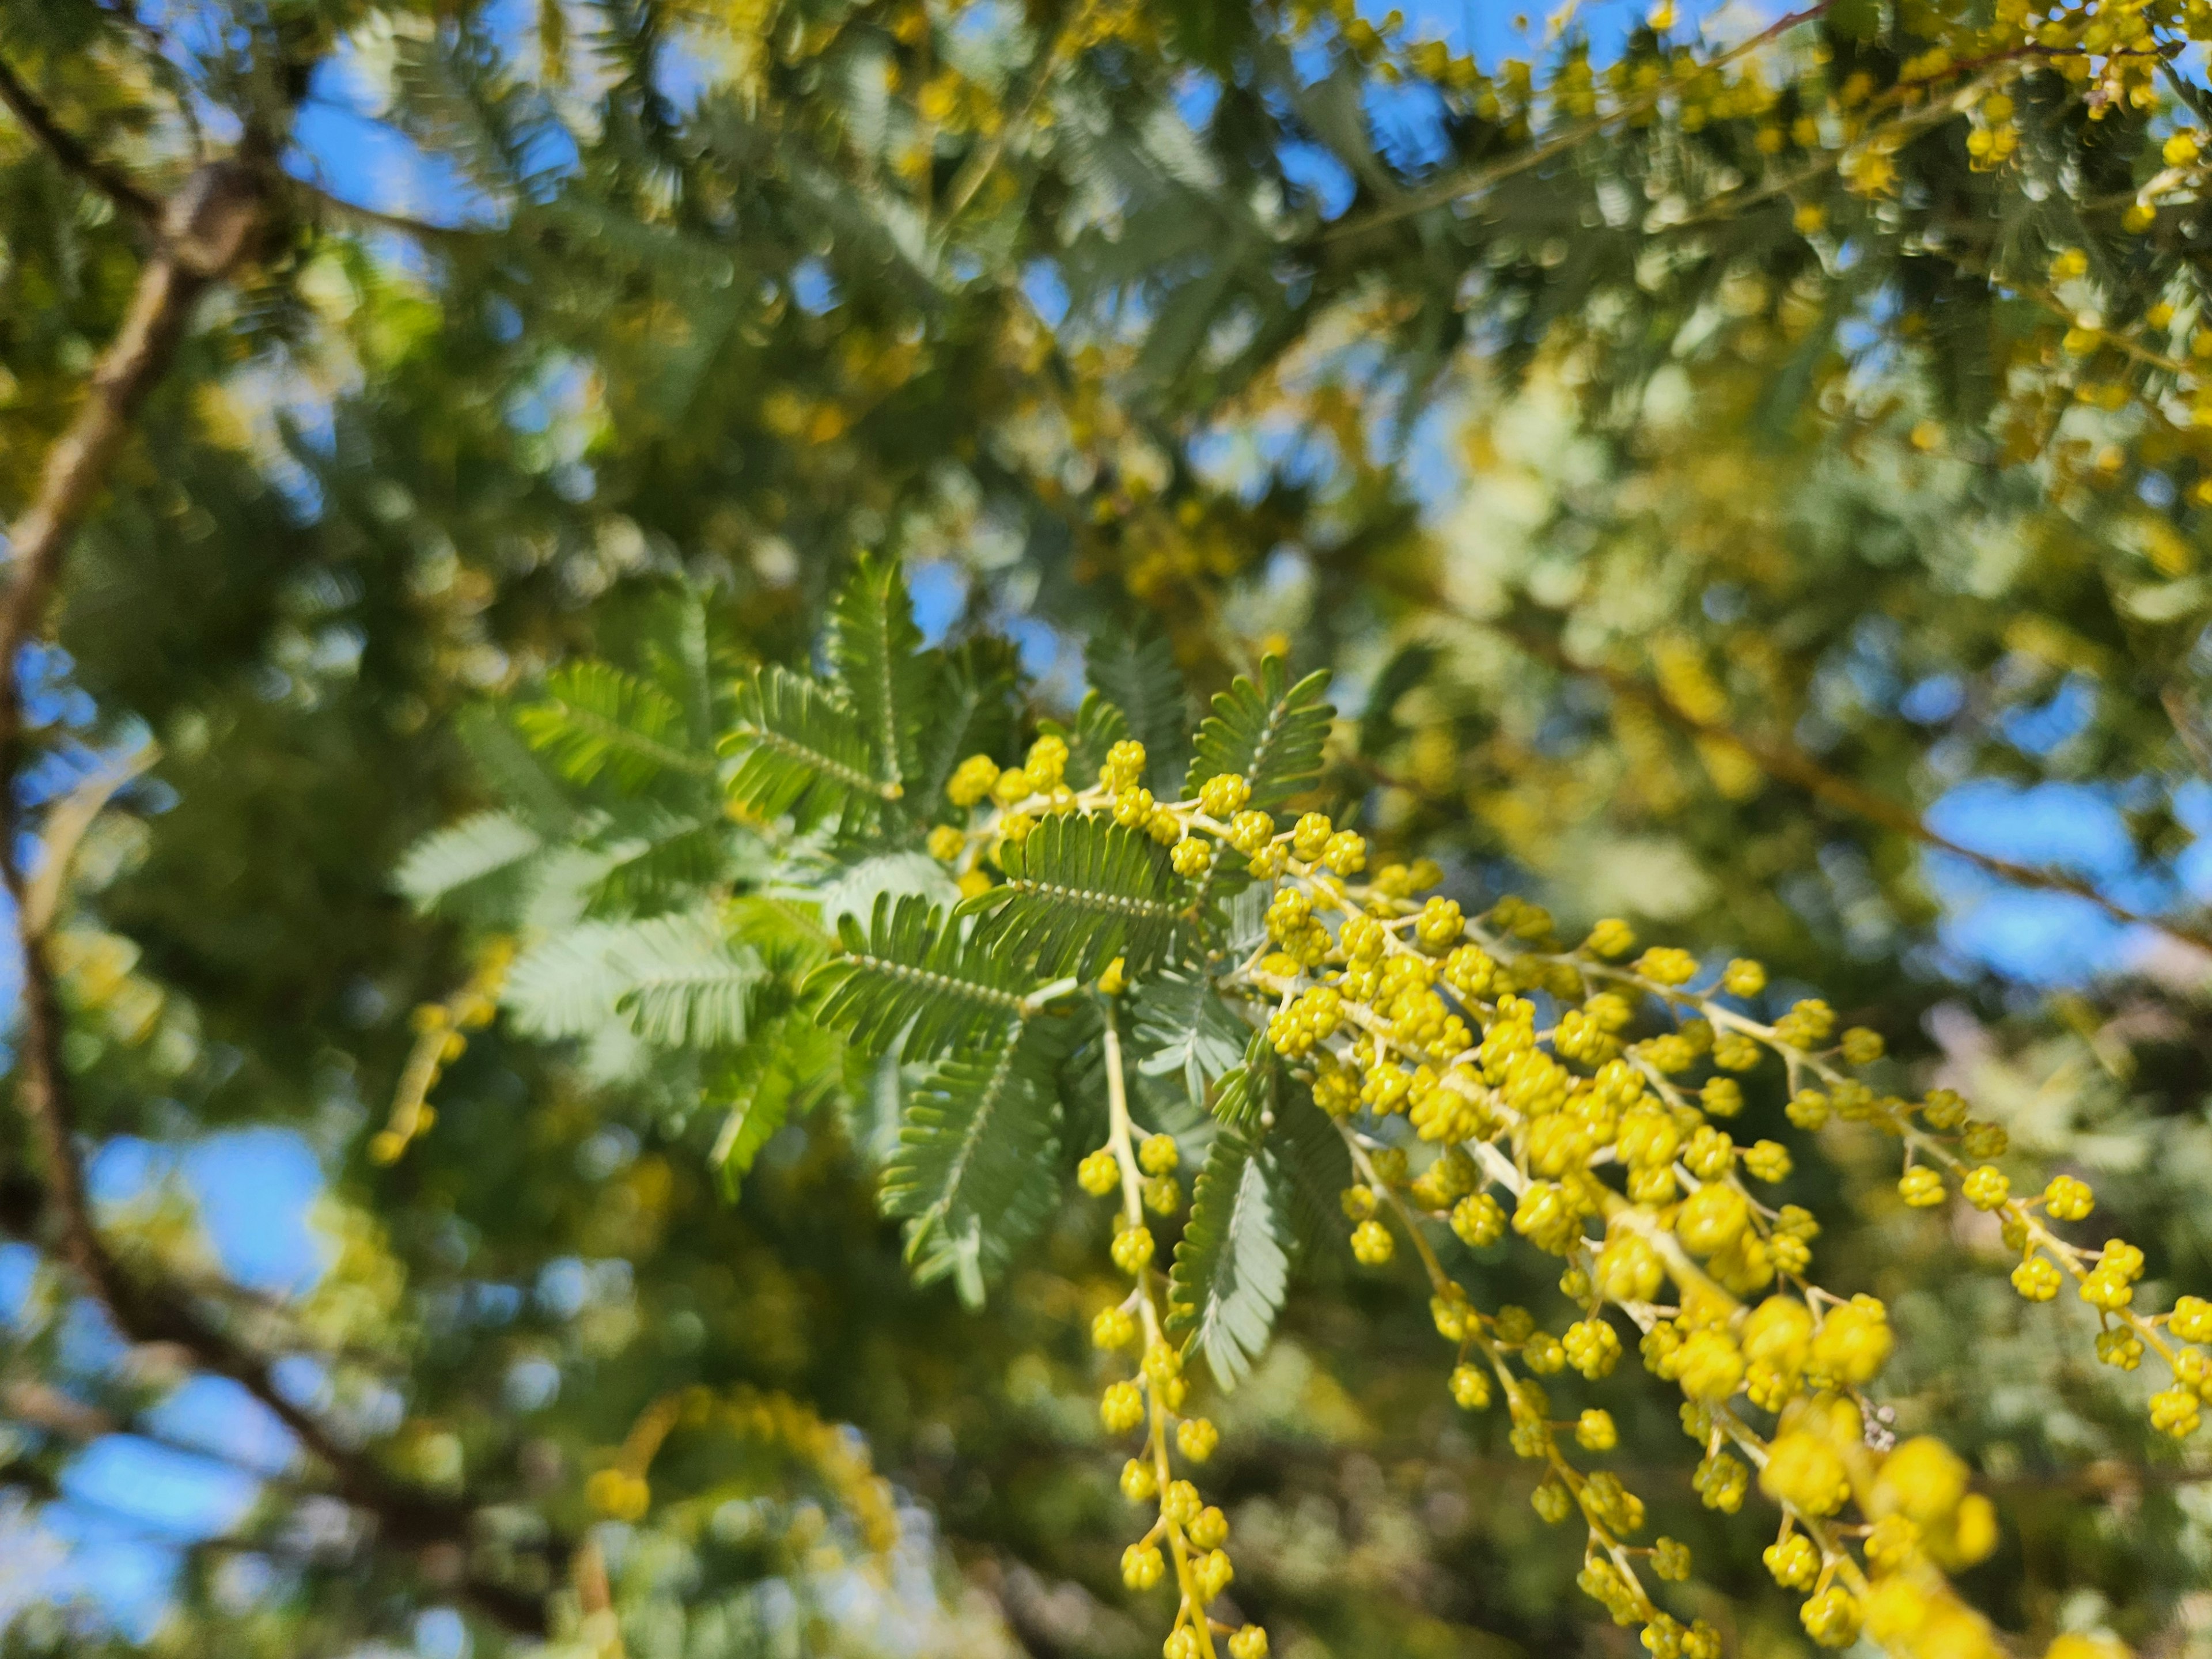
[1182,656,1334,809]
[961,812,1180,979]
[1086,621,1192,790]
[1131,970,1250,1109]
[1168,1130,1291,1391]
[503,914,760,1050]
[517,661,713,793]
[586,802,741,915]
[913,637,1020,815]
[615,913,765,1047]
[826,554,933,799]
[881,1027,1065,1308]
[809,893,1043,1060]
[707,1012,840,1195]
[395,811,543,912]
[1274,1091,1356,1264]
[725,666,895,826]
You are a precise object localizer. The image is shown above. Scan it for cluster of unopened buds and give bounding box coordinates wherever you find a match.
[933,733,2198,1659]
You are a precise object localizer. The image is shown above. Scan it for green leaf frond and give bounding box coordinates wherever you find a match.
[613,912,767,1048]
[585,804,739,916]
[1167,1130,1291,1391]
[725,666,893,826]
[1272,1093,1357,1264]
[913,637,1021,816]
[963,812,1181,980]
[825,553,934,799]
[809,892,1047,1060]
[1130,969,1251,1109]
[880,1024,1067,1308]
[1183,656,1335,810]
[707,1011,842,1195]
[1085,621,1192,791]
[395,810,543,914]
[503,912,760,1050]
[517,661,715,793]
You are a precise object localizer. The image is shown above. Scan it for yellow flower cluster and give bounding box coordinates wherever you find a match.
[370,937,514,1165]
[940,736,2190,1659]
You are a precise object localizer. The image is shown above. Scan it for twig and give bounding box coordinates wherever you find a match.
[0,160,558,1637]
[289,176,497,245]
[0,52,158,224]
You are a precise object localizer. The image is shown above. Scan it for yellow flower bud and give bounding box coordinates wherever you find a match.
[1675,1181,1751,1255]
[1761,1431,1850,1516]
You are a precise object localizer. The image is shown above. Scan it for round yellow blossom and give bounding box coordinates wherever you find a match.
[1872,1437,1968,1527]
[1350,1218,1393,1264]
[1575,1408,1618,1450]
[1176,1417,1219,1462]
[1675,1181,1751,1255]
[1078,1149,1120,1195]
[1120,1542,1165,1589]
[991,766,1035,806]
[1652,1536,1692,1581]
[1138,1132,1180,1175]
[1092,1306,1137,1349]
[1197,773,1250,818]
[2044,1175,2094,1221]
[1676,1328,1745,1403]
[1785,1089,1831,1130]
[1810,1296,1892,1385]
[1635,946,1699,986]
[1763,1532,1819,1589]
[1195,1547,1233,1599]
[1585,918,1636,957]
[1743,1140,1792,1183]
[1565,1317,1623,1379]
[2011,1256,2062,1301]
[946,753,1000,806]
[1171,837,1210,876]
[1449,1362,1493,1408]
[1024,734,1068,789]
[1321,830,1366,874]
[1228,1626,1269,1659]
[1762,1431,1850,1516]
[926,823,966,862]
[1100,740,1147,791]
[1960,1165,2009,1210]
[1111,1225,1155,1275]
[1898,1166,1946,1208]
[1188,1505,1229,1550]
[1415,896,1464,948]
[1744,1296,1814,1371]
[1101,1382,1145,1434]
[1839,1026,1885,1064]
[1119,1457,1158,1501]
[1595,1233,1665,1304]
[1722,957,1767,996]
[1225,809,1275,855]
[2171,1294,2212,1343]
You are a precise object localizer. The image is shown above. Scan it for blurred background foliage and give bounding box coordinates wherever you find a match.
[5,0,2212,1656]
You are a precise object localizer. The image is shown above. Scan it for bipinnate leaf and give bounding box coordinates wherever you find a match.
[1168,1131,1291,1391]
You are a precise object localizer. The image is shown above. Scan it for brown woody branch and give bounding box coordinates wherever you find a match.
[0,161,559,1637]
[0,51,158,224]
